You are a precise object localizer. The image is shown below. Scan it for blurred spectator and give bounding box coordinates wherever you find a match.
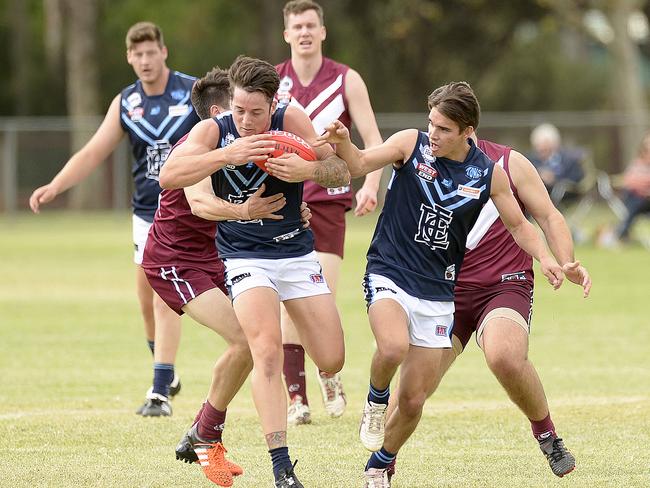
[616,132,650,242]
[529,123,585,201]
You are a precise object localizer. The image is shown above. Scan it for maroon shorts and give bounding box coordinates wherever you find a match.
[143,263,227,315]
[309,200,347,258]
[453,280,534,349]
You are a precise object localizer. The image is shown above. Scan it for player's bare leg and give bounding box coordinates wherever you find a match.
[482,317,576,477]
[233,286,305,486]
[281,252,345,421]
[359,300,409,451]
[283,293,345,376]
[175,288,252,484]
[362,346,451,484]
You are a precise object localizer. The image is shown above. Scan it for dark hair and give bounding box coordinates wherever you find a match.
[283,0,324,27]
[228,55,280,104]
[125,21,164,50]
[191,67,231,120]
[427,82,480,131]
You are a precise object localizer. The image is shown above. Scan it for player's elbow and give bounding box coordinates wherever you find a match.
[158,168,180,190]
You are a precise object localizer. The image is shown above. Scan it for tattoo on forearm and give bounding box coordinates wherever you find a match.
[313,155,351,188]
[265,431,287,449]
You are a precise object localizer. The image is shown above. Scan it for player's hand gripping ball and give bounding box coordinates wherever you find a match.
[256,130,317,172]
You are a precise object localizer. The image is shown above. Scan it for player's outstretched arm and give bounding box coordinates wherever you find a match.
[160,121,276,190]
[185,180,285,221]
[509,150,591,297]
[29,95,124,213]
[316,124,416,178]
[491,164,564,289]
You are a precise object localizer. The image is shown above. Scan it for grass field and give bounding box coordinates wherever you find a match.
[1,211,649,488]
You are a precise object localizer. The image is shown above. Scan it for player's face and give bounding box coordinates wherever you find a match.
[283,10,326,56]
[127,41,168,84]
[427,107,473,161]
[231,87,276,136]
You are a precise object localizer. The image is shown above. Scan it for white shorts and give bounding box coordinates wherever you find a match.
[132,214,152,265]
[224,251,331,301]
[364,273,454,349]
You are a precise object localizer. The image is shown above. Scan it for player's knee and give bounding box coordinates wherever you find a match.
[317,353,344,375]
[398,391,426,418]
[377,342,409,368]
[485,350,521,378]
[230,342,253,370]
[252,342,283,377]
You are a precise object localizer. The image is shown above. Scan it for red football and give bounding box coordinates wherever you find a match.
[255,130,317,173]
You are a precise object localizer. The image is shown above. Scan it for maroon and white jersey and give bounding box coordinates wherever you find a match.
[276,57,352,206]
[455,139,534,289]
[142,135,221,269]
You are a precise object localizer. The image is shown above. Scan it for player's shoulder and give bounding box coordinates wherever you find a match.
[477,138,511,161]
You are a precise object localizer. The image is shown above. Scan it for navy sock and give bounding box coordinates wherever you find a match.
[147,340,155,355]
[269,446,292,480]
[152,363,174,398]
[368,382,390,405]
[366,447,397,470]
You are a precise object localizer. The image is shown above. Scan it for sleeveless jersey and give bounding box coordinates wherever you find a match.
[366,133,494,301]
[456,139,534,289]
[210,105,313,259]
[120,71,200,222]
[142,134,220,269]
[276,57,352,206]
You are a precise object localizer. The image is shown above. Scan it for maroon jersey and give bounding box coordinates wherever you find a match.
[276,57,352,207]
[142,135,220,269]
[455,139,534,289]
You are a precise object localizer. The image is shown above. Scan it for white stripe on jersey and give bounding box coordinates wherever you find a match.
[303,74,344,116]
[466,155,506,250]
[311,94,346,136]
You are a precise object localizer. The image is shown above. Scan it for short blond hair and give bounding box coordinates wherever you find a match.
[125,21,164,51]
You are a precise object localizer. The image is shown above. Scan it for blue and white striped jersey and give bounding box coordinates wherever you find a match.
[120,71,200,221]
[366,132,494,301]
[210,105,314,259]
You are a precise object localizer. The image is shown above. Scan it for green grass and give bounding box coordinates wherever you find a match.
[1,211,648,487]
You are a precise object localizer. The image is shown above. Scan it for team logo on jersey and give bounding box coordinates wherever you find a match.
[129,107,144,121]
[465,165,483,179]
[145,139,172,181]
[168,104,189,117]
[223,133,236,147]
[150,105,161,116]
[126,92,142,108]
[420,143,436,164]
[444,264,456,281]
[501,271,527,282]
[441,178,453,189]
[457,184,482,199]
[435,325,448,336]
[414,202,453,250]
[171,89,186,101]
[310,273,325,284]
[416,163,438,181]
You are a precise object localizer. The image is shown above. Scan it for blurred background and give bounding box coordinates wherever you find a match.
[1,0,650,246]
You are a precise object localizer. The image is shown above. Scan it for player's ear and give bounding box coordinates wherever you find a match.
[283,29,291,44]
[270,98,278,114]
[161,45,168,61]
[209,105,220,118]
[321,26,327,41]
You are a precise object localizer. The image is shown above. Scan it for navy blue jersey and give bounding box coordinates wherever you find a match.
[120,71,200,221]
[366,132,494,301]
[210,105,314,258]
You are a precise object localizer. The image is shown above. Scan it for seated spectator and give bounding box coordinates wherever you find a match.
[616,132,650,242]
[529,123,585,201]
